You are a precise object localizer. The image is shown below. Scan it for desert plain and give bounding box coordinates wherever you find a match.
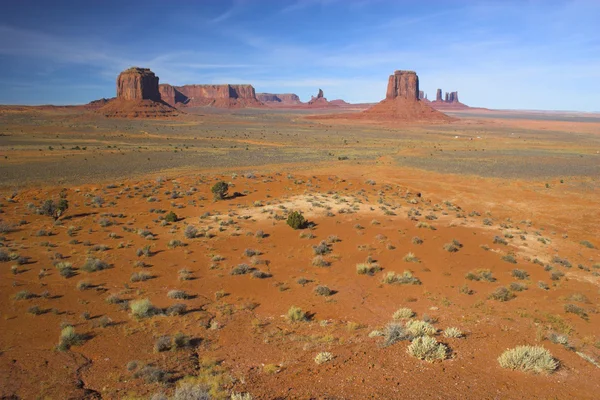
[0,104,599,399]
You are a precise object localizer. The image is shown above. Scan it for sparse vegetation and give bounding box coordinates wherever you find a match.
[407,336,447,362]
[211,181,229,200]
[287,306,307,322]
[498,346,558,374]
[286,210,306,230]
[382,270,421,285]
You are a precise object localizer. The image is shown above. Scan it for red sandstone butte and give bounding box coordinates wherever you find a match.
[159,84,262,108]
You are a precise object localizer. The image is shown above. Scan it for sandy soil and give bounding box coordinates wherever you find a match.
[0,106,599,399]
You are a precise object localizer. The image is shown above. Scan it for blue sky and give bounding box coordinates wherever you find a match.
[1,0,599,111]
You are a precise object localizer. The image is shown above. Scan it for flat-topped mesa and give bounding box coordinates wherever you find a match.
[117,67,161,101]
[256,93,301,104]
[385,70,419,101]
[158,84,261,107]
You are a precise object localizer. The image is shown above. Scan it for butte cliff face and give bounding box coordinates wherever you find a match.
[117,67,161,102]
[385,70,419,101]
[159,84,262,108]
[349,70,453,122]
[99,67,177,118]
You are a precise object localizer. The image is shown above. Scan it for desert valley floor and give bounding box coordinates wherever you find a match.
[0,106,599,399]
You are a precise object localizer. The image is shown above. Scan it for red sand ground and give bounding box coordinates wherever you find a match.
[1,164,599,399]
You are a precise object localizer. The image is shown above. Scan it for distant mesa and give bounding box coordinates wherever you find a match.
[98,67,178,118]
[159,84,263,108]
[256,93,302,104]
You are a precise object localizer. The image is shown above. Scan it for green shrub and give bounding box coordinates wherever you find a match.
[164,211,178,223]
[287,306,307,322]
[57,326,83,351]
[39,194,69,221]
[497,346,558,374]
[489,286,514,301]
[130,298,158,319]
[211,181,229,200]
[405,320,436,337]
[286,211,306,230]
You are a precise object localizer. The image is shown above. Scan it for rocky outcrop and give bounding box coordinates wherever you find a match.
[256,93,301,104]
[308,88,332,106]
[338,69,453,122]
[99,67,178,118]
[385,70,419,101]
[117,67,161,102]
[436,89,443,102]
[159,84,262,108]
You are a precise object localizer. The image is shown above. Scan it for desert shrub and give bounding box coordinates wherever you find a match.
[154,336,172,352]
[243,248,260,257]
[81,258,109,273]
[579,240,595,249]
[564,304,588,320]
[39,195,69,221]
[14,290,36,300]
[497,346,558,374]
[166,303,187,316]
[502,254,517,264]
[407,336,447,362]
[130,272,152,282]
[168,290,188,300]
[314,285,332,296]
[252,270,270,279]
[211,181,229,200]
[538,281,549,290]
[465,269,495,282]
[405,320,436,337]
[57,326,83,351]
[493,235,508,245]
[356,262,381,275]
[443,327,463,338]
[312,256,330,267]
[287,306,307,322]
[0,249,10,262]
[382,271,421,285]
[178,268,192,281]
[552,256,572,268]
[312,240,330,255]
[136,245,152,257]
[443,239,463,252]
[130,298,158,319]
[509,282,527,292]
[164,211,178,223]
[403,252,418,262]
[511,269,529,280]
[134,365,169,383]
[381,323,409,347]
[392,308,415,320]
[412,236,423,245]
[286,211,306,230]
[76,280,91,291]
[314,352,334,365]
[168,239,185,249]
[231,264,250,275]
[230,393,253,400]
[172,383,211,400]
[184,225,198,239]
[489,286,514,302]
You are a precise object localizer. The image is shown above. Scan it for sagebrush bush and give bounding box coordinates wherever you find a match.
[392,308,415,320]
[356,262,381,275]
[314,352,334,365]
[314,285,332,296]
[287,306,307,322]
[489,286,514,302]
[81,258,109,273]
[231,264,250,275]
[381,323,408,347]
[405,320,436,337]
[130,298,158,319]
[184,225,198,239]
[286,211,306,230]
[497,345,558,374]
[407,336,447,362]
[57,326,83,351]
[443,327,463,338]
[382,271,421,285]
[465,269,495,282]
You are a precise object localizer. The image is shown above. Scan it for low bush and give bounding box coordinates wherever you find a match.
[407,336,447,362]
[497,346,558,374]
[287,306,307,322]
[286,211,306,230]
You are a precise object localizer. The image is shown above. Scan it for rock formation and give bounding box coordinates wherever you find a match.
[427,88,467,109]
[436,89,443,102]
[385,70,419,100]
[117,67,161,102]
[308,88,332,106]
[159,84,262,108]
[99,67,178,118]
[339,70,453,122]
[256,93,301,104]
